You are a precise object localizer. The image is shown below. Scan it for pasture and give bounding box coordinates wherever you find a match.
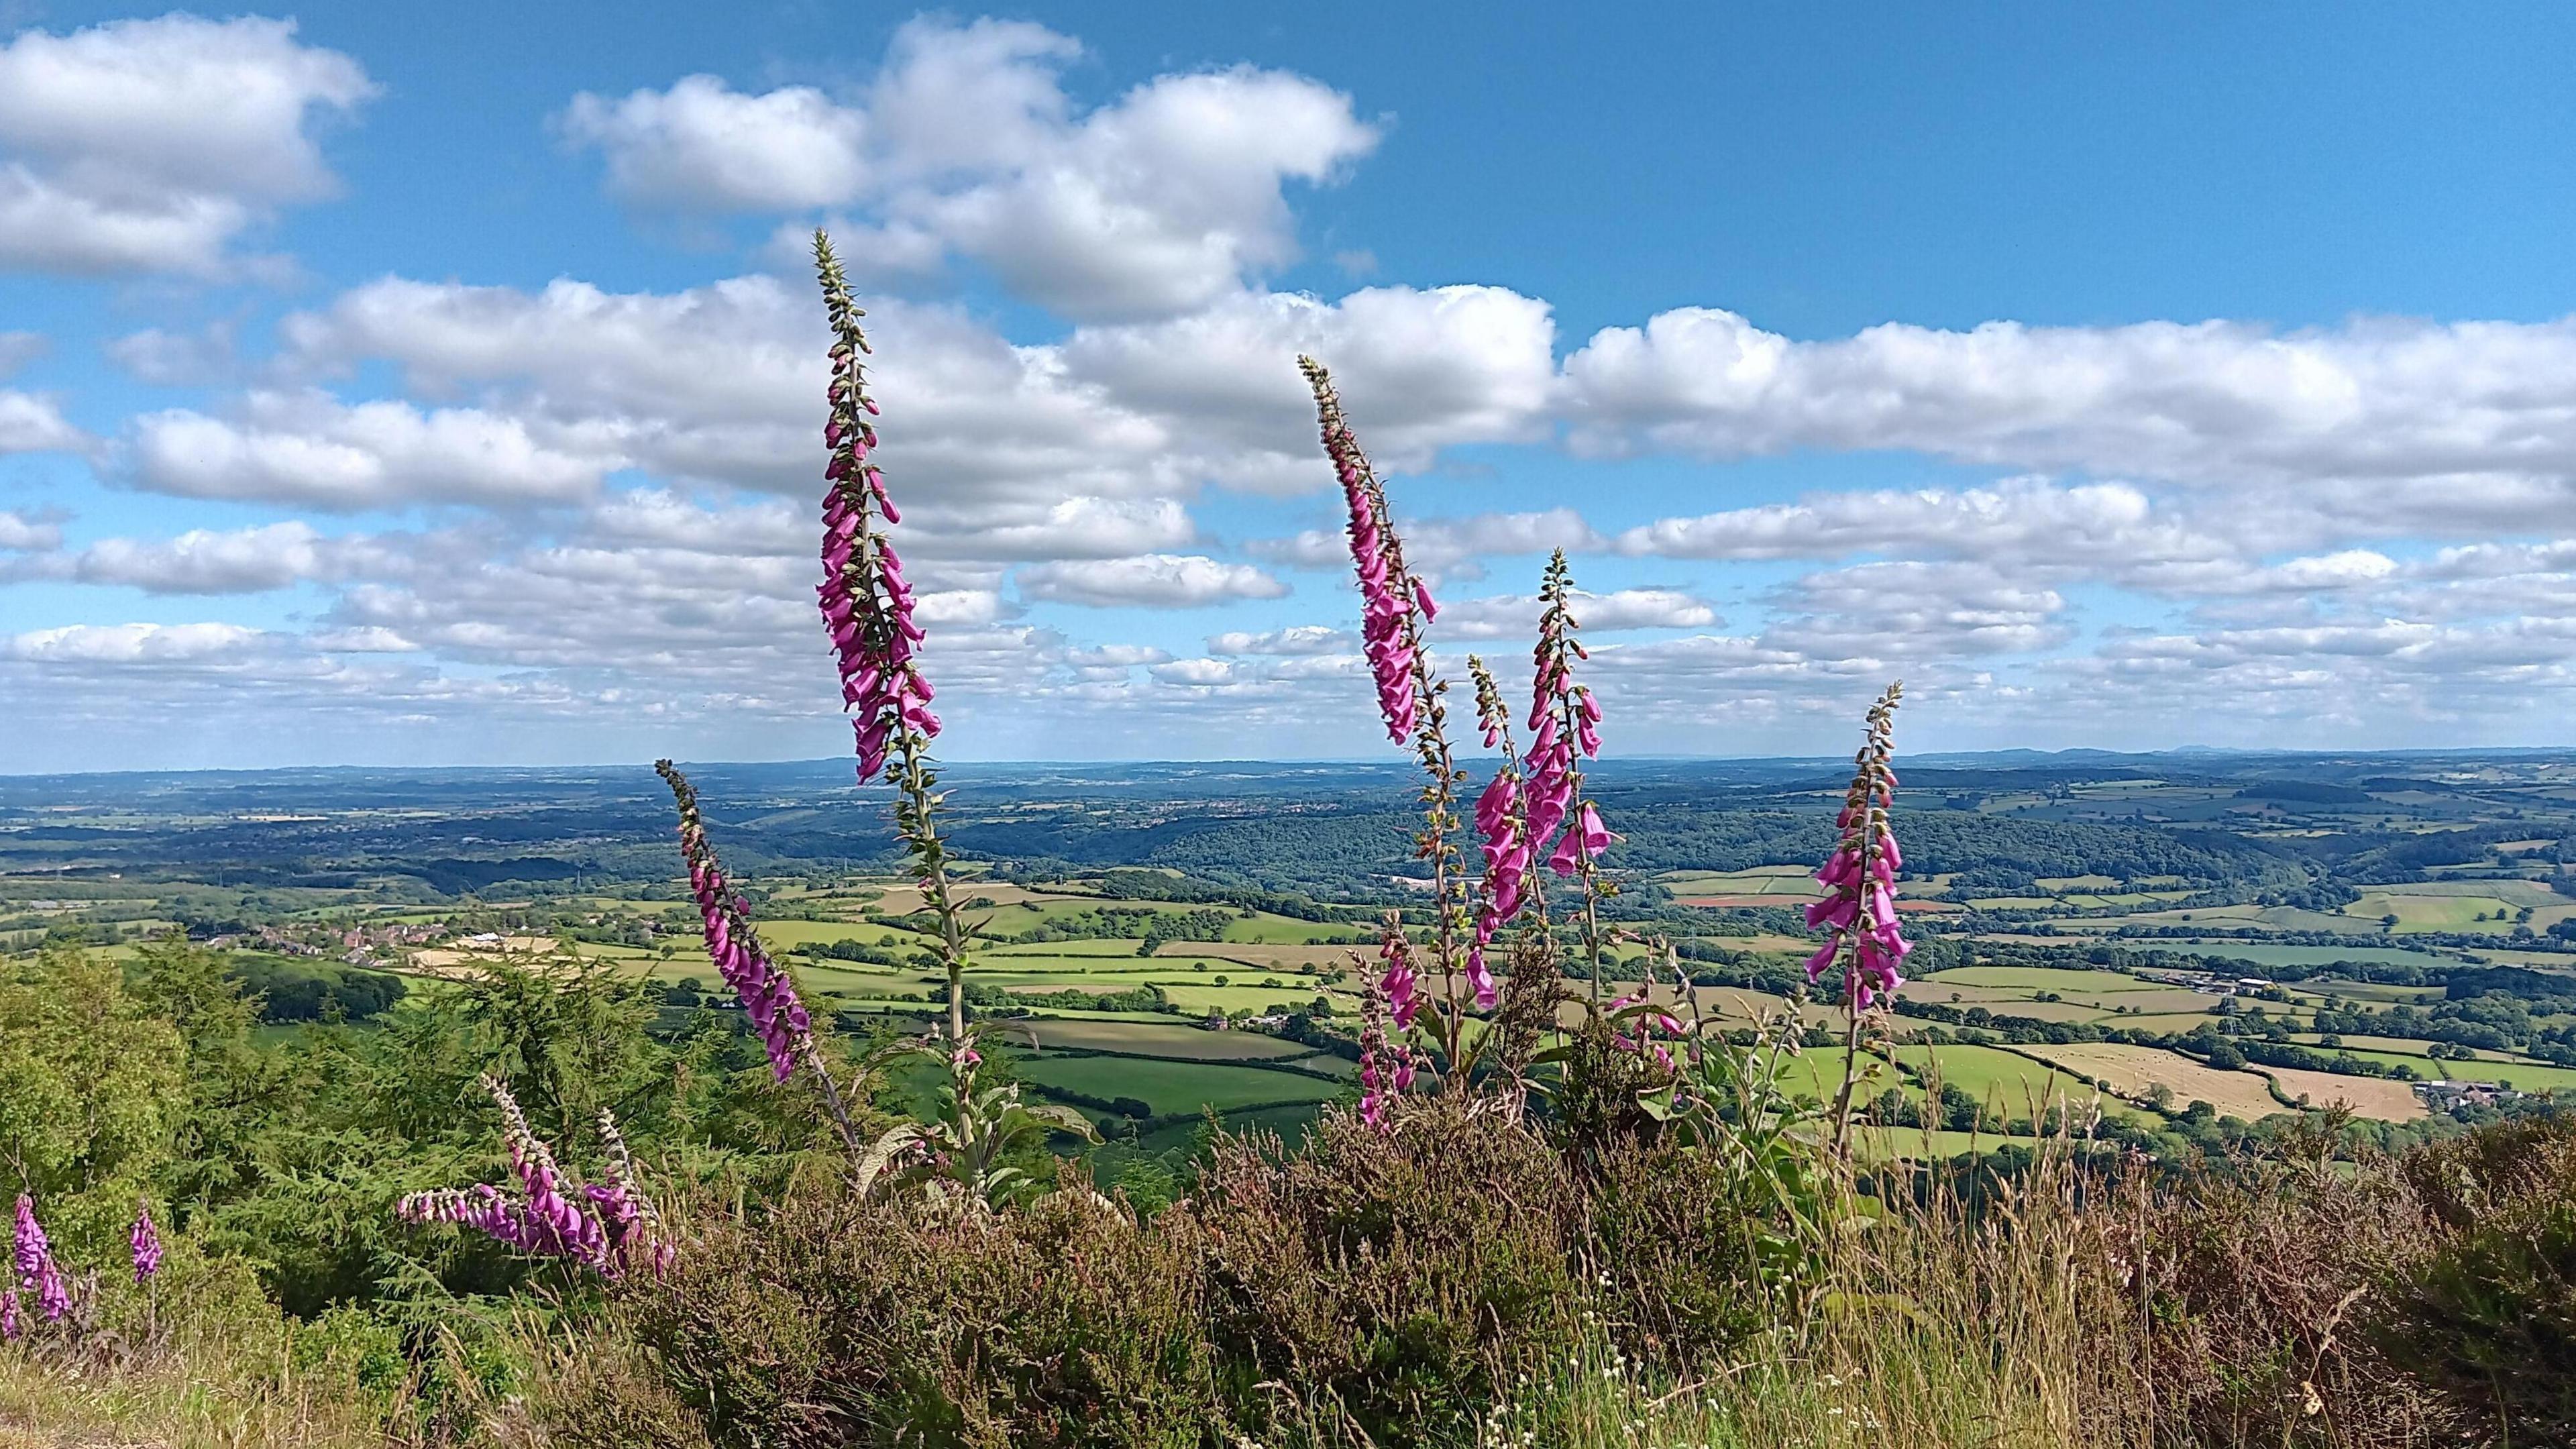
[1016,1054,1339,1115]
[2019,1043,2286,1120]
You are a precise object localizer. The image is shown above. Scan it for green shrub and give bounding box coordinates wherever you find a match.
[2375,1114,2576,1442]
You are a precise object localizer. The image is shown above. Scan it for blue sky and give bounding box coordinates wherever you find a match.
[4,3,2576,770]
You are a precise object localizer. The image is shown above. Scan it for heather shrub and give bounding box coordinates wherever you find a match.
[1195,1098,1586,1442]
[2373,1114,2576,1442]
[2139,1130,2460,1448]
[567,1174,1222,1448]
[1587,1135,1811,1364]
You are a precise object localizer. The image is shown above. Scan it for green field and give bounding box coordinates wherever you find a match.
[1889,1043,2145,1120]
[1004,1018,1312,1060]
[1016,1055,1340,1115]
[2126,941,2461,971]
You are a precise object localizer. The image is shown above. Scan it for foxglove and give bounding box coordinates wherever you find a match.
[130,1200,161,1283]
[1805,683,1911,1012]
[659,759,813,1082]
[814,232,938,783]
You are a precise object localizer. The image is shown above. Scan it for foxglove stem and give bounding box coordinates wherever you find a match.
[813,231,938,784]
[1525,551,1621,1002]
[130,1199,160,1283]
[396,1078,676,1277]
[11,1195,64,1324]
[1301,356,1473,1078]
[1357,968,1395,1131]
[592,1108,676,1277]
[1466,654,1544,1012]
[1814,681,1909,1161]
[657,759,862,1155]
[815,231,975,1051]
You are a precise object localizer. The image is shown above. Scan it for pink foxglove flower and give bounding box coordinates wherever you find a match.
[1357,972,1393,1131]
[393,1077,674,1277]
[12,1194,64,1323]
[1303,357,1426,744]
[0,1286,15,1342]
[1378,922,1421,1030]
[1805,684,1911,1012]
[813,233,938,783]
[659,760,814,1082]
[1608,992,1681,1072]
[130,1201,161,1283]
[1524,552,1617,877]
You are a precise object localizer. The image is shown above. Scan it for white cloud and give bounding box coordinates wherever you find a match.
[559,76,869,211]
[0,330,42,375]
[130,392,614,510]
[3,620,264,662]
[104,320,241,386]
[0,388,83,453]
[568,17,1376,319]
[1208,624,1348,655]
[1017,552,1289,607]
[1763,561,2072,659]
[0,509,62,553]
[1564,307,2576,534]
[62,521,347,594]
[0,15,373,275]
[1431,587,1721,641]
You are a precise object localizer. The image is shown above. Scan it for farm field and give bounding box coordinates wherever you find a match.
[1016,1054,1339,1115]
[2020,1043,2287,1120]
[1887,1044,2139,1120]
[2255,1065,2424,1118]
[2121,941,2464,971]
[1005,1018,1316,1059]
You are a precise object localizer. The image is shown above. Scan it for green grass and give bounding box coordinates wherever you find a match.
[1015,1054,1339,1114]
[1923,965,2168,994]
[1002,1018,1312,1060]
[1890,1043,2146,1120]
[2282,1040,2576,1095]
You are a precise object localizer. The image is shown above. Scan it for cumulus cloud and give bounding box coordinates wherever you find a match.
[0,508,62,553]
[62,521,350,594]
[0,388,83,453]
[130,392,615,510]
[1208,624,1348,655]
[1016,553,1289,607]
[0,15,373,275]
[3,620,264,662]
[564,17,1376,318]
[1564,307,2576,534]
[559,75,869,211]
[1762,561,2072,659]
[1431,587,1721,641]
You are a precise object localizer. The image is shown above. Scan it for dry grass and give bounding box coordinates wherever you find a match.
[0,1334,384,1449]
[2025,1042,2284,1118]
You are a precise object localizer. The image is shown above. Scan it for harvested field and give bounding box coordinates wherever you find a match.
[2254,1065,2426,1119]
[2021,1043,2284,1120]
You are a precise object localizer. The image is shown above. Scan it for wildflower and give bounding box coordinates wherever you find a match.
[130,1199,161,1283]
[398,1077,616,1272]
[1305,354,1477,1075]
[1524,553,1619,878]
[11,1195,64,1323]
[590,1108,675,1277]
[659,759,814,1082]
[9,1195,42,1287]
[1805,683,1910,1012]
[1358,971,1393,1130]
[0,1287,15,1342]
[1305,358,1424,743]
[814,231,937,782]
[1378,920,1421,1030]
